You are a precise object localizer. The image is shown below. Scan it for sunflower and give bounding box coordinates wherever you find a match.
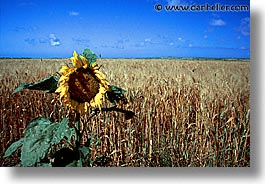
[55,51,109,114]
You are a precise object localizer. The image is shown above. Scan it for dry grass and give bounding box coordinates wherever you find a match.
[0,58,250,167]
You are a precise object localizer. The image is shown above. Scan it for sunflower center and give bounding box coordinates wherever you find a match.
[68,68,100,103]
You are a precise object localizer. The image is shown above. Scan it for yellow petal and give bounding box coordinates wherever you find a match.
[59,87,69,98]
[59,65,70,74]
[55,85,69,98]
[91,62,99,70]
[79,55,89,69]
[84,102,89,111]
[99,79,109,88]
[70,51,82,68]
[55,85,63,93]
[90,84,107,110]
[94,71,106,80]
[59,75,69,82]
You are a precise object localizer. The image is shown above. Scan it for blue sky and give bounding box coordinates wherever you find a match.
[0,0,250,58]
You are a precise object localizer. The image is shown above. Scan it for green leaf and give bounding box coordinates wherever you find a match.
[12,83,30,94]
[79,146,90,166]
[13,75,59,94]
[4,138,24,158]
[52,118,76,144]
[21,117,52,166]
[21,117,76,166]
[125,110,135,120]
[66,159,82,167]
[89,135,94,144]
[23,117,52,136]
[105,85,128,104]
[95,138,99,146]
[37,163,52,167]
[5,117,76,167]
[81,48,98,67]
[43,123,60,143]
[79,147,90,159]
[52,148,80,167]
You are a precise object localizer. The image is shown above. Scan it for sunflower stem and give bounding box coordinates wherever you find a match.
[93,106,135,120]
[75,112,81,148]
[80,112,96,140]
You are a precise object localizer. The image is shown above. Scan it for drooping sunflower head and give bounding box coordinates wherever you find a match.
[55,50,109,114]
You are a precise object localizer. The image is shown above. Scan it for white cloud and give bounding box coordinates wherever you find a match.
[203,35,208,39]
[239,17,250,36]
[135,38,153,47]
[135,38,152,47]
[24,38,36,45]
[49,34,61,46]
[210,19,226,26]
[72,37,90,45]
[69,11,79,16]
[178,37,183,41]
[144,38,151,42]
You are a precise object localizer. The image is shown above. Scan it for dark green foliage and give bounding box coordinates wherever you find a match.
[81,48,97,67]
[93,106,135,120]
[55,136,95,167]
[4,117,76,167]
[52,118,76,144]
[4,139,24,158]
[21,117,53,166]
[52,148,79,167]
[106,85,128,104]
[78,146,90,167]
[12,75,59,94]
[124,110,135,120]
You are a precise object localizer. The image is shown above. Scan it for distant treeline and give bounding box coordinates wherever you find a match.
[0,57,65,59]
[0,56,250,61]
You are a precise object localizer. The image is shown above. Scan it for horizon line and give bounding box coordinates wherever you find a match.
[0,56,250,60]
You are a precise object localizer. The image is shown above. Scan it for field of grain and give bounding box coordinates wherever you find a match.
[0,58,250,167]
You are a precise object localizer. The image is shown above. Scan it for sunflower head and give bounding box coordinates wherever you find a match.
[55,50,109,114]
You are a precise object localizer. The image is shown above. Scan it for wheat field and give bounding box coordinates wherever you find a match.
[0,58,250,167]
